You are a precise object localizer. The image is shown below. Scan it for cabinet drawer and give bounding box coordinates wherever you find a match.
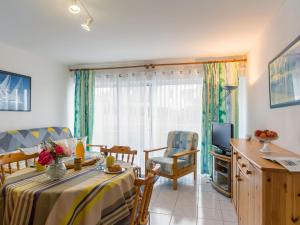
[236,153,252,176]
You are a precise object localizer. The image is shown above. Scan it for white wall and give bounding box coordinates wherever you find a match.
[0,42,73,132]
[248,0,300,153]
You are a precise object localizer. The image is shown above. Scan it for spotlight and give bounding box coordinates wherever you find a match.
[81,17,93,31]
[69,0,81,14]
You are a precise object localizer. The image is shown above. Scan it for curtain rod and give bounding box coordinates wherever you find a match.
[69,58,247,72]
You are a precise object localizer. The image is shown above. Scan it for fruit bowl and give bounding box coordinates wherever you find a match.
[254,130,278,153]
[255,136,278,143]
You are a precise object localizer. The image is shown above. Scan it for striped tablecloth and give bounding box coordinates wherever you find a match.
[0,163,136,225]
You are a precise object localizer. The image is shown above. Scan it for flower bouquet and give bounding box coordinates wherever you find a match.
[38,139,72,180]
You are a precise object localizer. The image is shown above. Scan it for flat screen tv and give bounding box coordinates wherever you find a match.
[212,122,234,154]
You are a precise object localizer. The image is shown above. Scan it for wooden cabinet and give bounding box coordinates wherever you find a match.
[236,159,262,225]
[231,139,300,225]
[232,149,238,208]
[237,167,250,225]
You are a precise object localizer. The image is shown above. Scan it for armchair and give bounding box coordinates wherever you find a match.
[144,131,199,190]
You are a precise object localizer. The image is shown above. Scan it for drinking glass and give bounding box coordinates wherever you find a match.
[97,152,106,171]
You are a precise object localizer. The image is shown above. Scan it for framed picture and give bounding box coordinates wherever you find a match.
[0,70,31,111]
[269,35,300,108]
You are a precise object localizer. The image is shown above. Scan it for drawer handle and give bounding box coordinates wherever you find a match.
[233,152,237,155]
[237,178,242,182]
[241,164,247,168]
[237,156,242,160]
[291,217,299,223]
[246,170,252,175]
[235,175,240,178]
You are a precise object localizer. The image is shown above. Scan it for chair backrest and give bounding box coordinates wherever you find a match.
[100,146,138,165]
[130,164,160,225]
[0,152,39,183]
[164,131,198,159]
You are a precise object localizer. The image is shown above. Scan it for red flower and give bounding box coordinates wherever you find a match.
[55,145,64,155]
[38,149,54,165]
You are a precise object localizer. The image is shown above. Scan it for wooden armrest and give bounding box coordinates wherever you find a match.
[144,147,167,153]
[135,164,160,185]
[172,150,199,158]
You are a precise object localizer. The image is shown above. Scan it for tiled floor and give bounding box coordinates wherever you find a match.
[149,174,238,225]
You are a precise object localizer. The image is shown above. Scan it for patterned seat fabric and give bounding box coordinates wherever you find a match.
[0,127,73,154]
[147,131,198,175]
[146,156,189,175]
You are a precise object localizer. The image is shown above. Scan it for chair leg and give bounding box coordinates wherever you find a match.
[194,153,197,181]
[148,211,150,225]
[173,178,177,190]
[145,152,149,176]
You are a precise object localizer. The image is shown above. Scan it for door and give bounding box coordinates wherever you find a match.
[286,173,300,225]
[232,149,238,209]
[248,163,262,225]
[237,167,250,225]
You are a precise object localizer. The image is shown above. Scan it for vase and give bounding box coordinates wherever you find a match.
[46,158,67,180]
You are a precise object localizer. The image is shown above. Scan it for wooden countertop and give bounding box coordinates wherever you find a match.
[231,139,300,172]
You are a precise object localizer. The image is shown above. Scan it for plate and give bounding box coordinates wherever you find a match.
[104,168,126,174]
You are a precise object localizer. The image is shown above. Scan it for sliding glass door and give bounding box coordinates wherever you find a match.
[92,67,203,165]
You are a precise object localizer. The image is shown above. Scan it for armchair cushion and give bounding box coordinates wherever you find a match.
[146,157,190,175]
[164,131,198,162]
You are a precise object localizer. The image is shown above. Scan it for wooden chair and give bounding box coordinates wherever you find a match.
[0,152,39,184]
[116,164,160,225]
[144,131,199,190]
[130,164,160,225]
[100,146,141,177]
[100,146,137,164]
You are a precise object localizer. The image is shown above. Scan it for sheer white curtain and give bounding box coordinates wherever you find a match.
[93,71,149,151]
[150,68,203,153]
[93,73,118,146]
[93,67,203,165]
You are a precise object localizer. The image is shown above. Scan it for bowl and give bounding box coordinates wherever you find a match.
[254,130,278,153]
[255,136,278,143]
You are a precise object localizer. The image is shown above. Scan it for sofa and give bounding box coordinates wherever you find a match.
[0,127,73,154]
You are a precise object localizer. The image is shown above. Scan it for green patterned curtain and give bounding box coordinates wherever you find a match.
[74,70,95,147]
[201,62,243,174]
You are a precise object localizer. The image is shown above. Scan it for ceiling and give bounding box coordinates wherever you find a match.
[0,0,285,65]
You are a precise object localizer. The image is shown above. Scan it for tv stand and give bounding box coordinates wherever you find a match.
[210,150,231,197]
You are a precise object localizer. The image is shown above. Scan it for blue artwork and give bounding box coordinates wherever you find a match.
[269,35,300,108]
[0,70,31,111]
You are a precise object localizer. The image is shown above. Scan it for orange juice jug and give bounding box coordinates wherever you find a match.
[75,139,85,161]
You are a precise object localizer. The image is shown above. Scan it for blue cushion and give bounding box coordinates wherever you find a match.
[167,131,198,150]
[164,131,198,162]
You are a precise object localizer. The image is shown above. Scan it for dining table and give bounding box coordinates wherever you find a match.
[0,161,136,225]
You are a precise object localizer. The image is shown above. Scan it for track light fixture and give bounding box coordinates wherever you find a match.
[69,0,81,14]
[81,17,93,31]
[68,0,94,31]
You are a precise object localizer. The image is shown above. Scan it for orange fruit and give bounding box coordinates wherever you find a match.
[260,133,267,138]
[255,130,262,137]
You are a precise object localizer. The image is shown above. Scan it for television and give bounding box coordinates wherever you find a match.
[212,122,234,154]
